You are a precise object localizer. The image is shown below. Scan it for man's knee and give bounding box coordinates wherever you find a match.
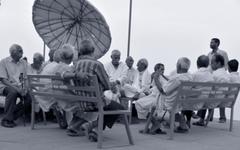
[4,87,19,98]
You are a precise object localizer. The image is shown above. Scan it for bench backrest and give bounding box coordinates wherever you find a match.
[174,81,240,110]
[27,74,104,110]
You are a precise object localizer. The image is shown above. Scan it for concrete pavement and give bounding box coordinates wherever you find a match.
[0,118,240,150]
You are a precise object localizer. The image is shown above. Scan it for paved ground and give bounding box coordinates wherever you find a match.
[0,118,240,150]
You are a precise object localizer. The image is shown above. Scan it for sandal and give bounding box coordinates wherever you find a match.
[66,129,85,137]
[192,121,204,127]
[82,122,95,139]
[174,126,188,133]
[88,130,98,142]
[155,128,167,134]
[139,128,150,134]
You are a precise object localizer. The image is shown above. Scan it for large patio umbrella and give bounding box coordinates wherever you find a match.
[32,0,111,59]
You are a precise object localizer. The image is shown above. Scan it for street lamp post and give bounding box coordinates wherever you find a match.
[127,0,133,57]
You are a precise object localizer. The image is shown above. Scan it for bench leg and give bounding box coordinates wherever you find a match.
[42,110,47,125]
[128,101,133,124]
[124,114,134,145]
[22,99,26,127]
[31,98,35,130]
[97,113,104,149]
[230,107,234,132]
[169,110,175,140]
[205,109,213,127]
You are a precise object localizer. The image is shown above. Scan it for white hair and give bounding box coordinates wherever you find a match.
[138,58,148,68]
[59,44,74,61]
[9,44,22,54]
[177,57,191,70]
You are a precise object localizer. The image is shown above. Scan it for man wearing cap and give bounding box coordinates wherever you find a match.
[0,44,32,128]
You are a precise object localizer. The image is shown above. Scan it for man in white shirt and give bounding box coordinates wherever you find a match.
[123,58,151,99]
[162,57,193,132]
[123,56,137,86]
[135,63,167,119]
[104,50,128,85]
[222,59,240,108]
[208,38,229,71]
[228,59,240,83]
[192,55,215,126]
[211,54,230,123]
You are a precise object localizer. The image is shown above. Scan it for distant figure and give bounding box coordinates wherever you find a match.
[0,44,32,128]
[220,59,240,108]
[27,53,44,75]
[211,54,230,123]
[228,59,240,83]
[104,50,128,85]
[208,38,229,71]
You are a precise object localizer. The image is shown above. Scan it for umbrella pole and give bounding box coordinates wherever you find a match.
[127,0,133,57]
[43,42,46,61]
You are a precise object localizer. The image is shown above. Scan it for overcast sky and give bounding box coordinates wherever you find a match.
[1,0,240,73]
[0,0,240,118]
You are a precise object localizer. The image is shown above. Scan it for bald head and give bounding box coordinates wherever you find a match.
[197,55,209,68]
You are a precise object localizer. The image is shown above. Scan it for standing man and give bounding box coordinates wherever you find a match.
[207,38,229,121]
[208,38,229,71]
[0,44,31,128]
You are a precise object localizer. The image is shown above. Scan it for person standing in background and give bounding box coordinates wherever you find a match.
[208,38,229,71]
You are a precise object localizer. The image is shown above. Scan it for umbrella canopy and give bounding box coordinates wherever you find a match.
[32,0,111,59]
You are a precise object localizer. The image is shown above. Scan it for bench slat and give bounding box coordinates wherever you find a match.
[32,92,100,103]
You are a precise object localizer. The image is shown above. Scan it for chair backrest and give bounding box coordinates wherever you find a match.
[27,74,102,105]
[175,81,240,110]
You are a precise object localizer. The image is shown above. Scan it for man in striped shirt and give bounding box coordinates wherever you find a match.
[72,40,124,140]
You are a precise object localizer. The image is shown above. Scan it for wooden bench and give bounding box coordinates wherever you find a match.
[167,81,240,139]
[27,74,134,148]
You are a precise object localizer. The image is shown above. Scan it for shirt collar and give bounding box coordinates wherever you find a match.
[214,67,226,74]
[7,56,22,64]
[198,67,210,72]
[211,48,219,54]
